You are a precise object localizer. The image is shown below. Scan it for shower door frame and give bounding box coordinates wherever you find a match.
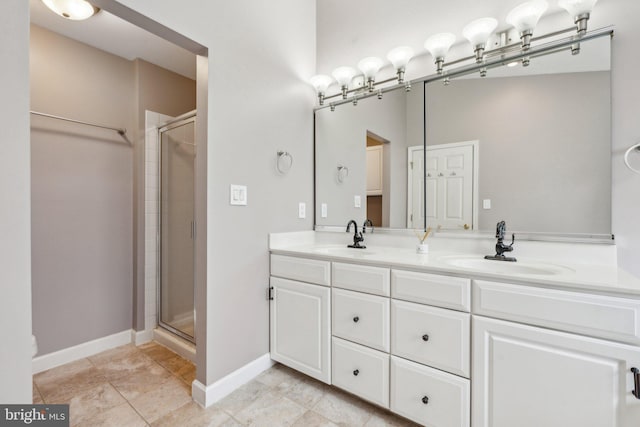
[156,112,197,344]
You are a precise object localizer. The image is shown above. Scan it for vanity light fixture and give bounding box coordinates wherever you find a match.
[559,0,599,35]
[386,46,414,83]
[462,17,498,63]
[332,66,358,99]
[357,57,385,92]
[309,75,334,106]
[42,0,99,20]
[506,0,549,50]
[424,33,456,75]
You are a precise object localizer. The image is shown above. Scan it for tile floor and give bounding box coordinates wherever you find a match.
[32,342,419,427]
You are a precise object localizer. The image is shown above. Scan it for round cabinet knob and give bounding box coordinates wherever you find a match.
[422,396,429,405]
[422,334,430,342]
[438,172,444,177]
[353,316,360,323]
[450,171,457,176]
[427,173,432,177]
[353,369,359,376]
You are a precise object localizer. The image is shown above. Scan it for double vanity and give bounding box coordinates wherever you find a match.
[269,231,640,427]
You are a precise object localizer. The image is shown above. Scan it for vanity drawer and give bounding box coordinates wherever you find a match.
[333,288,390,352]
[271,254,330,286]
[332,337,389,408]
[391,300,470,377]
[390,356,470,427]
[333,262,390,296]
[473,280,640,345]
[392,269,470,312]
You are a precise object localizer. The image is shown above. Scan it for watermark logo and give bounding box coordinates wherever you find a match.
[0,405,68,427]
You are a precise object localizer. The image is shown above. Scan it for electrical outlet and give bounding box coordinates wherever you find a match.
[354,195,361,208]
[321,203,328,218]
[298,202,306,219]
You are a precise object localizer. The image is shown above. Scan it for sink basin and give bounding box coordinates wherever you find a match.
[312,246,377,257]
[440,256,573,276]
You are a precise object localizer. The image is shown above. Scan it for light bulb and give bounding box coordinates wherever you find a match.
[331,66,357,99]
[387,47,414,83]
[309,75,334,105]
[558,0,598,34]
[357,57,384,91]
[463,17,498,63]
[424,33,456,74]
[41,0,99,20]
[506,1,548,49]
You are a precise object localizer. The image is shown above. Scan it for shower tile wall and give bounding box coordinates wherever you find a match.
[144,111,172,332]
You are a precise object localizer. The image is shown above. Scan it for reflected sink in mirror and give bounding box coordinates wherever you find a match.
[312,246,377,257]
[439,256,574,276]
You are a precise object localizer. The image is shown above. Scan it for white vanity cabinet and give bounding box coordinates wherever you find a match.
[472,280,640,427]
[269,255,331,383]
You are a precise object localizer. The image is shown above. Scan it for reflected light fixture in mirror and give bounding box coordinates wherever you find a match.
[559,0,599,34]
[332,66,358,99]
[506,0,549,50]
[310,74,334,106]
[358,57,385,92]
[387,47,414,83]
[424,33,456,74]
[42,0,99,20]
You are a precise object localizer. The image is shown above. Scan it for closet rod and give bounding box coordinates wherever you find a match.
[30,111,127,136]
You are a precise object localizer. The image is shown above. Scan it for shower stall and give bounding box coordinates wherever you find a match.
[157,113,196,343]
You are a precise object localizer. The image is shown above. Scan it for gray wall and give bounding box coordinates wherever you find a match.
[315,89,411,228]
[30,25,135,355]
[111,0,316,385]
[426,71,611,234]
[0,0,32,403]
[317,0,640,278]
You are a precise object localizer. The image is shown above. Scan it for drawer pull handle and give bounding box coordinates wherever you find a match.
[422,334,430,342]
[353,316,360,323]
[353,369,359,376]
[633,367,640,399]
[422,396,429,405]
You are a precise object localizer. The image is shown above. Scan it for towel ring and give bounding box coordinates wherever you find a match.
[276,151,293,174]
[337,165,349,183]
[624,143,640,175]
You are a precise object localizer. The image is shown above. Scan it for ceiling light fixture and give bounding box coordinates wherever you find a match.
[309,75,334,106]
[558,0,599,35]
[357,57,385,92]
[462,17,498,63]
[42,0,100,20]
[331,66,357,99]
[506,1,549,50]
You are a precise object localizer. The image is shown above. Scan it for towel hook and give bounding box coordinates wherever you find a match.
[624,143,640,175]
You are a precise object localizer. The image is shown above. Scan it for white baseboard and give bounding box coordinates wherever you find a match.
[192,353,274,408]
[132,329,154,345]
[32,330,132,374]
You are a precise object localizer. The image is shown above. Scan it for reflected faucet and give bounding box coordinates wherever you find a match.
[363,219,374,234]
[484,220,516,262]
[346,220,366,249]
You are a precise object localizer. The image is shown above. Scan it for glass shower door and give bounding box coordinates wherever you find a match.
[159,117,195,342]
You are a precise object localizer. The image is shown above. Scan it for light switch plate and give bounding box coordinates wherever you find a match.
[354,195,361,208]
[321,203,328,218]
[483,199,491,210]
[230,184,247,206]
[298,202,306,219]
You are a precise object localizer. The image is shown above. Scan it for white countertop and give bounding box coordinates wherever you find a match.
[269,232,640,297]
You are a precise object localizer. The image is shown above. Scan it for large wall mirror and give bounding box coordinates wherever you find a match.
[315,35,611,237]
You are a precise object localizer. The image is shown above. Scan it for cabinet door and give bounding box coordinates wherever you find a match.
[473,316,640,427]
[270,277,331,384]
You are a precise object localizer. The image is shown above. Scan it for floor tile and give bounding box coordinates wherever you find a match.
[313,389,376,426]
[34,358,93,387]
[109,359,173,401]
[74,402,147,427]
[292,410,339,427]
[37,365,108,403]
[139,342,180,363]
[254,364,297,388]
[364,410,420,427]
[274,372,328,409]
[129,376,192,424]
[32,382,44,404]
[151,401,231,427]
[96,351,156,382]
[234,393,306,427]
[216,380,271,416]
[68,383,127,427]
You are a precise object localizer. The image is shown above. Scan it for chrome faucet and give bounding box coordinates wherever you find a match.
[484,220,516,262]
[346,220,366,249]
